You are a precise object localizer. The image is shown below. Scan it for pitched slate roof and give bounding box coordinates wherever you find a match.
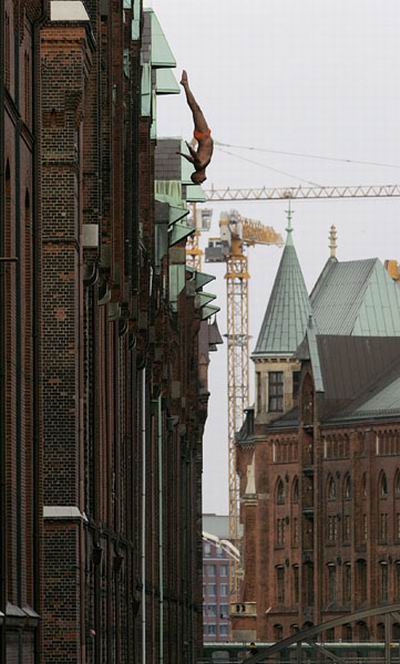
[311,257,400,336]
[253,223,311,357]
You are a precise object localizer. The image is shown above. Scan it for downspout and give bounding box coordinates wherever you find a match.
[157,396,164,664]
[141,368,146,664]
[0,0,6,660]
[32,2,49,662]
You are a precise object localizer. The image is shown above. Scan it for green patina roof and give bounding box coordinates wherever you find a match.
[253,221,311,357]
[145,9,176,69]
[156,69,180,95]
[311,257,400,336]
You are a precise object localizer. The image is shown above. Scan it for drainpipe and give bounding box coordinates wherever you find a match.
[141,368,146,664]
[32,3,49,663]
[0,0,6,660]
[157,396,164,664]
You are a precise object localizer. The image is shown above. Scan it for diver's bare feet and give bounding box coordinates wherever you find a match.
[180,70,188,87]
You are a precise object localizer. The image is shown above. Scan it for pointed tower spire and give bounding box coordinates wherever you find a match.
[329,224,337,258]
[253,208,311,356]
[285,200,294,246]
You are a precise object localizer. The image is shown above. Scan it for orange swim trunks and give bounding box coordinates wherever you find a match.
[194,128,212,141]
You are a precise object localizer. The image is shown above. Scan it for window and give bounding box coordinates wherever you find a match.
[257,372,263,413]
[362,514,368,542]
[327,564,336,604]
[343,515,351,543]
[292,477,299,503]
[362,472,367,497]
[207,564,216,576]
[377,623,385,641]
[205,624,216,636]
[293,371,301,400]
[343,563,352,603]
[220,584,228,597]
[327,475,337,501]
[208,584,217,596]
[396,563,400,601]
[293,566,299,604]
[276,518,285,546]
[396,471,400,496]
[273,624,283,641]
[356,560,367,603]
[269,372,284,412]
[304,563,313,607]
[292,517,299,546]
[343,624,352,642]
[380,562,388,602]
[207,604,217,616]
[220,565,228,577]
[344,475,352,500]
[358,621,369,641]
[220,604,229,618]
[379,513,388,542]
[219,624,229,636]
[327,516,338,542]
[276,566,285,605]
[326,628,335,642]
[204,542,211,555]
[276,478,285,505]
[380,472,388,498]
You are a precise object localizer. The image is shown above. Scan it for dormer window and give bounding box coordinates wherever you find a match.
[269,372,283,412]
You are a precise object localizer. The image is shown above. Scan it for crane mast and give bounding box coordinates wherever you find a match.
[206,211,283,600]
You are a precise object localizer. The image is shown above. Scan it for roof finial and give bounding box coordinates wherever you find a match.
[329,224,337,258]
[285,200,294,245]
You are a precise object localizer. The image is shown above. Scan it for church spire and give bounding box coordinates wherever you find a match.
[329,224,337,258]
[253,208,311,357]
[285,200,294,246]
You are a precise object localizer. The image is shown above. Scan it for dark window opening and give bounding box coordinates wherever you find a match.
[269,372,283,412]
[276,566,285,605]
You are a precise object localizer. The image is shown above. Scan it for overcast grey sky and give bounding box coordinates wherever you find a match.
[147,0,400,514]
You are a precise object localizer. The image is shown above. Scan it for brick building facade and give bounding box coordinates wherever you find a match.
[233,221,400,644]
[2,1,219,662]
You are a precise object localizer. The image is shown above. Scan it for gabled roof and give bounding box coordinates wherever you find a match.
[311,257,400,336]
[253,222,311,357]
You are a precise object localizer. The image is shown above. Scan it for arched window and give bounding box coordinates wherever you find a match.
[362,472,367,497]
[377,623,385,642]
[327,474,337,501]
[276,567,285,605]
[380,562,388,602]
[292,476,299,504]
[343,474,352,500]
[393,623,400,640]
[379,472,388,498]
[358,621,369,641]
[356,559,367,603]
[342,624,352,642]
[273,624,283,641]
[24,51,31,125]
[276,478,285,505]
[395,470,400,496]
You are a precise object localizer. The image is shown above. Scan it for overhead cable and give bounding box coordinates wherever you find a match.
[215,146,322,187]
[215,141,400,170]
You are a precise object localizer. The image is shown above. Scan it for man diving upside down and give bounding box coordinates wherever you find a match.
[179,70,214,184]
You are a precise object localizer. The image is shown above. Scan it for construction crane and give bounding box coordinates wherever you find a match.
[205,183,400,201]
[185,204,213,271]
[205,211,283,598]
[195,182,399,600]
